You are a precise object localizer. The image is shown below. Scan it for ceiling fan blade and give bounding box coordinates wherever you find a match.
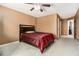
[30,8,34,11]
[42,4,51,7]
[40,9,43,12]
[25,3,34,5]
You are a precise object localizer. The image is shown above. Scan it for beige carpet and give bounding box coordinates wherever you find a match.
[0,38,79,56]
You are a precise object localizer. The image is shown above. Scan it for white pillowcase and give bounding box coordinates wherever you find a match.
[26,31,35,33]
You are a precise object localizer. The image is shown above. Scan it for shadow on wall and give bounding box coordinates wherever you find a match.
[0,15,3,37]
[0,15,17,45]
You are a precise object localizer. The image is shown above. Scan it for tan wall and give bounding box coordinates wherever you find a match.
[61,20,67,35]
[36,14,57,37]
[76,9,79,40]
[0,6,36,44]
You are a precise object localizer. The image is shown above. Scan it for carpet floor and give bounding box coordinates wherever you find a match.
[0,38,79,56]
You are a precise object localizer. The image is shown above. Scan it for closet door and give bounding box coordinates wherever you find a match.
[76,9,79,40]
[0,16,1,36]
[0,15,3,37]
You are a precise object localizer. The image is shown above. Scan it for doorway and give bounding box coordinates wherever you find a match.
[67,19,74,38]
[57,15,75,38]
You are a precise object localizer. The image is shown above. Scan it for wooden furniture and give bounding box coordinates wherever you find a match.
[19,24,55,53]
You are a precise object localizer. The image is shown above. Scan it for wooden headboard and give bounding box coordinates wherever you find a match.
[19,24,35,35]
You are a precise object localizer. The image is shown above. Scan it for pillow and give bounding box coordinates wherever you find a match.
[26,31,35,33]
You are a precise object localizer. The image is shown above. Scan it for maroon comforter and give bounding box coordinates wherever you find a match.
[20,32,55,53]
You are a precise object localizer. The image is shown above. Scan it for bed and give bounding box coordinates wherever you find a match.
[19,24,55,53]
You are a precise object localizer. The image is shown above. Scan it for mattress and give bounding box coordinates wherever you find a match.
[20,32,55,53]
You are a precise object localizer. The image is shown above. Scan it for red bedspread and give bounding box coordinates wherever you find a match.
[20,32,55,53]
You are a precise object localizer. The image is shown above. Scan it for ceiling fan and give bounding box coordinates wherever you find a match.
[25,3,51,12]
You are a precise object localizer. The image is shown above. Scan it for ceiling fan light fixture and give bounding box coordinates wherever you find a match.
[34,4,41,10]
[26,3,51,12]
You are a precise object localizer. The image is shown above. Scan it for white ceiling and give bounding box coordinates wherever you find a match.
[0,3,79,18]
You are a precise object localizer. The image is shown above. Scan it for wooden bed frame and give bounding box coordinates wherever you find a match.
[19,24,36,42]
[19,24,54,53]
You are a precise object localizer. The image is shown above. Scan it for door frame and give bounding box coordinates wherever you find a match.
[57,14,75,38]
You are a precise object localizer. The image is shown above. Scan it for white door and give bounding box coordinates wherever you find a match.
[68,19,74,38]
